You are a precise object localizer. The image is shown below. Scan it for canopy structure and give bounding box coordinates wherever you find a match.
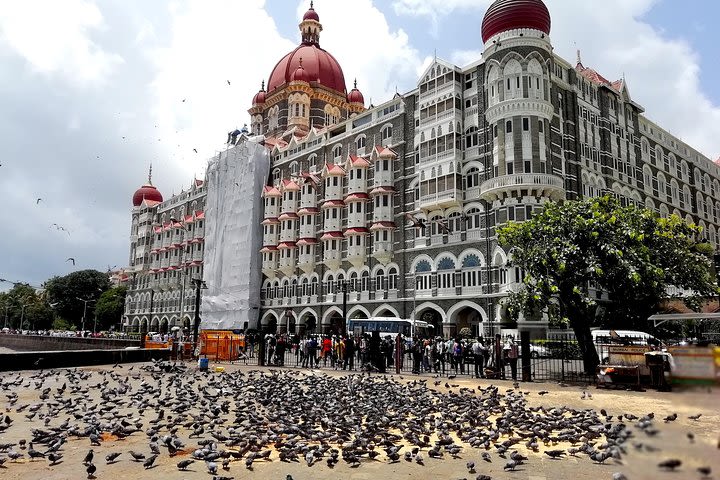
[648,312,720,327]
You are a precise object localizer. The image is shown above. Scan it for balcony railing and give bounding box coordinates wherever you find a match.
[419,190,460,209]
[480,173,565,201]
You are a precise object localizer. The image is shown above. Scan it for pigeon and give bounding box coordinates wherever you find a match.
[538,390,549,395]
[177,459,195,470]
[36,198,42,204]
[663,413,677,422]
[503,460,517,471]
[86,462,97,479]
[143,454,158,469]
[227,80,231,85]
[481,452,491,462]
[698,466,712,478]
[466,460,476,473]
[476,476,492,480]
[658,459,682,471]
[207,460,218,474]
[105,452,121,464]
[688,413,702,421]
[545,449,565,459]
[48,452,63,465]
[66,257,76,266]
[129,450,145,462]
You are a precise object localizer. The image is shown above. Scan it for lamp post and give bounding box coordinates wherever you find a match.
[3,303,9,329]
[190,277,207,357]
[77,297,97,335]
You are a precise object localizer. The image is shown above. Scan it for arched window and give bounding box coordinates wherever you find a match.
[465,126,478,148]
[381,125,393,145]
[388,267,398,290]
[527,58,544,100]
[503,59,522,100]
[355,135,366,153]
[466,167,480,188]
[375,268,385,291]
[487,65,500,106]
[332,144,342,160]
[466,208,482,230]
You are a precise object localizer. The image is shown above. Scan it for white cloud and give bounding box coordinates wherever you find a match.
[0,0,123,86]
[147,0,295,179]
[397,0,720,159]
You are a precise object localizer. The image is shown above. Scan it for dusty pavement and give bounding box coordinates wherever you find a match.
[0,361,718,480]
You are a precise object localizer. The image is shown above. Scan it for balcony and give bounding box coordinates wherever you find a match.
[373,170,393,187]
[419,189,461,210]
[479,173,565,201]
[485,97,554,125]
[323,249,342,271]
[346,245,367,268]
[372,240,393,265]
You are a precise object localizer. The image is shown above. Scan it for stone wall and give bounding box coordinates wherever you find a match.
[0,348,170,372]
[0,334,140,352]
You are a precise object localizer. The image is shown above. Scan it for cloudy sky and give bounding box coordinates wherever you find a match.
[2,0,720,290]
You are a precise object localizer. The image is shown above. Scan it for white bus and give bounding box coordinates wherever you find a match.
[347,317,434,339]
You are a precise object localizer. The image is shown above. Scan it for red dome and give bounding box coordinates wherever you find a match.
[347,80,364,104]
[481,0,551,43]
[303,6,319,21]
[291,62,310,83]
[267,44,346,94]
[132,184,163,207]
[252,89,266,105]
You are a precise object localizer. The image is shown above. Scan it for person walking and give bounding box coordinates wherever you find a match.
[411,337,423,374]
[334,337,345,370]
[435,338,446,374]
[344,336,355,370]
[307,336,318,368]
[471,337,485,378]
[321,335,332,367]
[452,338,463,374]
[504,336,519,380]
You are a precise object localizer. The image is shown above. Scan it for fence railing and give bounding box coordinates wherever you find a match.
[197,333,680,385]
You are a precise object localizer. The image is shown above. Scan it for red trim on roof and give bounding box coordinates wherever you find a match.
[321,199,344,208]
[195,211,205,220]
[324,163,346,176]
[297,238,319,246]
[279,212,299,220]
[348,155,370,168]
[297,207,319,215]
[345,192,369,202]
[277,242,297,249]
[344,227,369,235]
[320,231,344,240]
[282,179,301,191]
[370,186,396,195]
[184,215,194,223]
[260,246,279,253]
[263,185,282,197]
[262,217,280,224]
[370,221,396,230]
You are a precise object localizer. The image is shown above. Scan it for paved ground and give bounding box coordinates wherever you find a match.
[0,361,718,480]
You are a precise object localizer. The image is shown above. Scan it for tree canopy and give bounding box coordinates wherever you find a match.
[498,196,718,374]
[94,285,127,331]
[44,270,111,326]
[0,283,54,330]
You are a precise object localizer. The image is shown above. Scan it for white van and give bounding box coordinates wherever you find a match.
[591,329,659,363]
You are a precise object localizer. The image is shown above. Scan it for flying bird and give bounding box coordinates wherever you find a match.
[193,148,198,153]
[36,198,42,204]
[226,80,231,85]
[66,258,76,266]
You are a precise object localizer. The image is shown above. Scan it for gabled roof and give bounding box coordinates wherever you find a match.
[262,185,282,197]
[347,155,370,168]
[372,146,397,159]
[281,179,300,191]
[322,162,346,176]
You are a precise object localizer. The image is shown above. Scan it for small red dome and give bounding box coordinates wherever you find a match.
[267,44,346,94]
[291,62,310,83]
[252,88,266,105]
[132,184,163,207]
[347,80,364,104]
[481,0,551,43]
[303,6,319,21]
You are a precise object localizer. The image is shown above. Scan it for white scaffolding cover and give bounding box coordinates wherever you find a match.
[201,137,269,331]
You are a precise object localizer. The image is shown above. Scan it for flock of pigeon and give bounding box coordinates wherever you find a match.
[0,359,716,480]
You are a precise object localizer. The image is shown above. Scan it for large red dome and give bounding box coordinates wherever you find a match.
[267,44,346,94]
[132,184,163,207]
[481,0,551,43]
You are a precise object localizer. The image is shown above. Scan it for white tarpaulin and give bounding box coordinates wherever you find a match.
[201,137,269,330]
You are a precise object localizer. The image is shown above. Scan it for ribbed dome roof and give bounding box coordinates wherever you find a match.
[347,80,364,104]
[132,184,163,207]
[252,81,266,105]
[290,62,310,83]
[267,44,346,94]
[481,0,551,43]
[303,5,319,21]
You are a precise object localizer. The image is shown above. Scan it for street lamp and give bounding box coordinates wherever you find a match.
[20,302,30,330]
[77,297,97,334]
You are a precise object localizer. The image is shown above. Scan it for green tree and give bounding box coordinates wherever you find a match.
[94,285,127,331]
[52,318,76,331]
[498,196,717,374]
[0,283,54,330]
[44,270,110,326]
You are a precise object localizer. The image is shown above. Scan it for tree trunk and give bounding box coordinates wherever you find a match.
[571,321,600,376]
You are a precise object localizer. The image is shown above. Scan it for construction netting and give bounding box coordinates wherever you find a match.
[201,136,269,331]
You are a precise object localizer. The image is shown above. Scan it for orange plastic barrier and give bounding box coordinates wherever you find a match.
[199,332,246,361]
[145,340,171,349]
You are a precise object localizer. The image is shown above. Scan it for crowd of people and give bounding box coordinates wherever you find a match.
[260,333,522,380]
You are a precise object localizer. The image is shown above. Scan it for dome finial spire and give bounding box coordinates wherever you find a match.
[148,163,153,185]
[261,79,265,91]
[354,78,357,89]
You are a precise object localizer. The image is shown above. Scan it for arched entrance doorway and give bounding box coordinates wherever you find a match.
[414,303,445,338]
[448,303,486,339]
